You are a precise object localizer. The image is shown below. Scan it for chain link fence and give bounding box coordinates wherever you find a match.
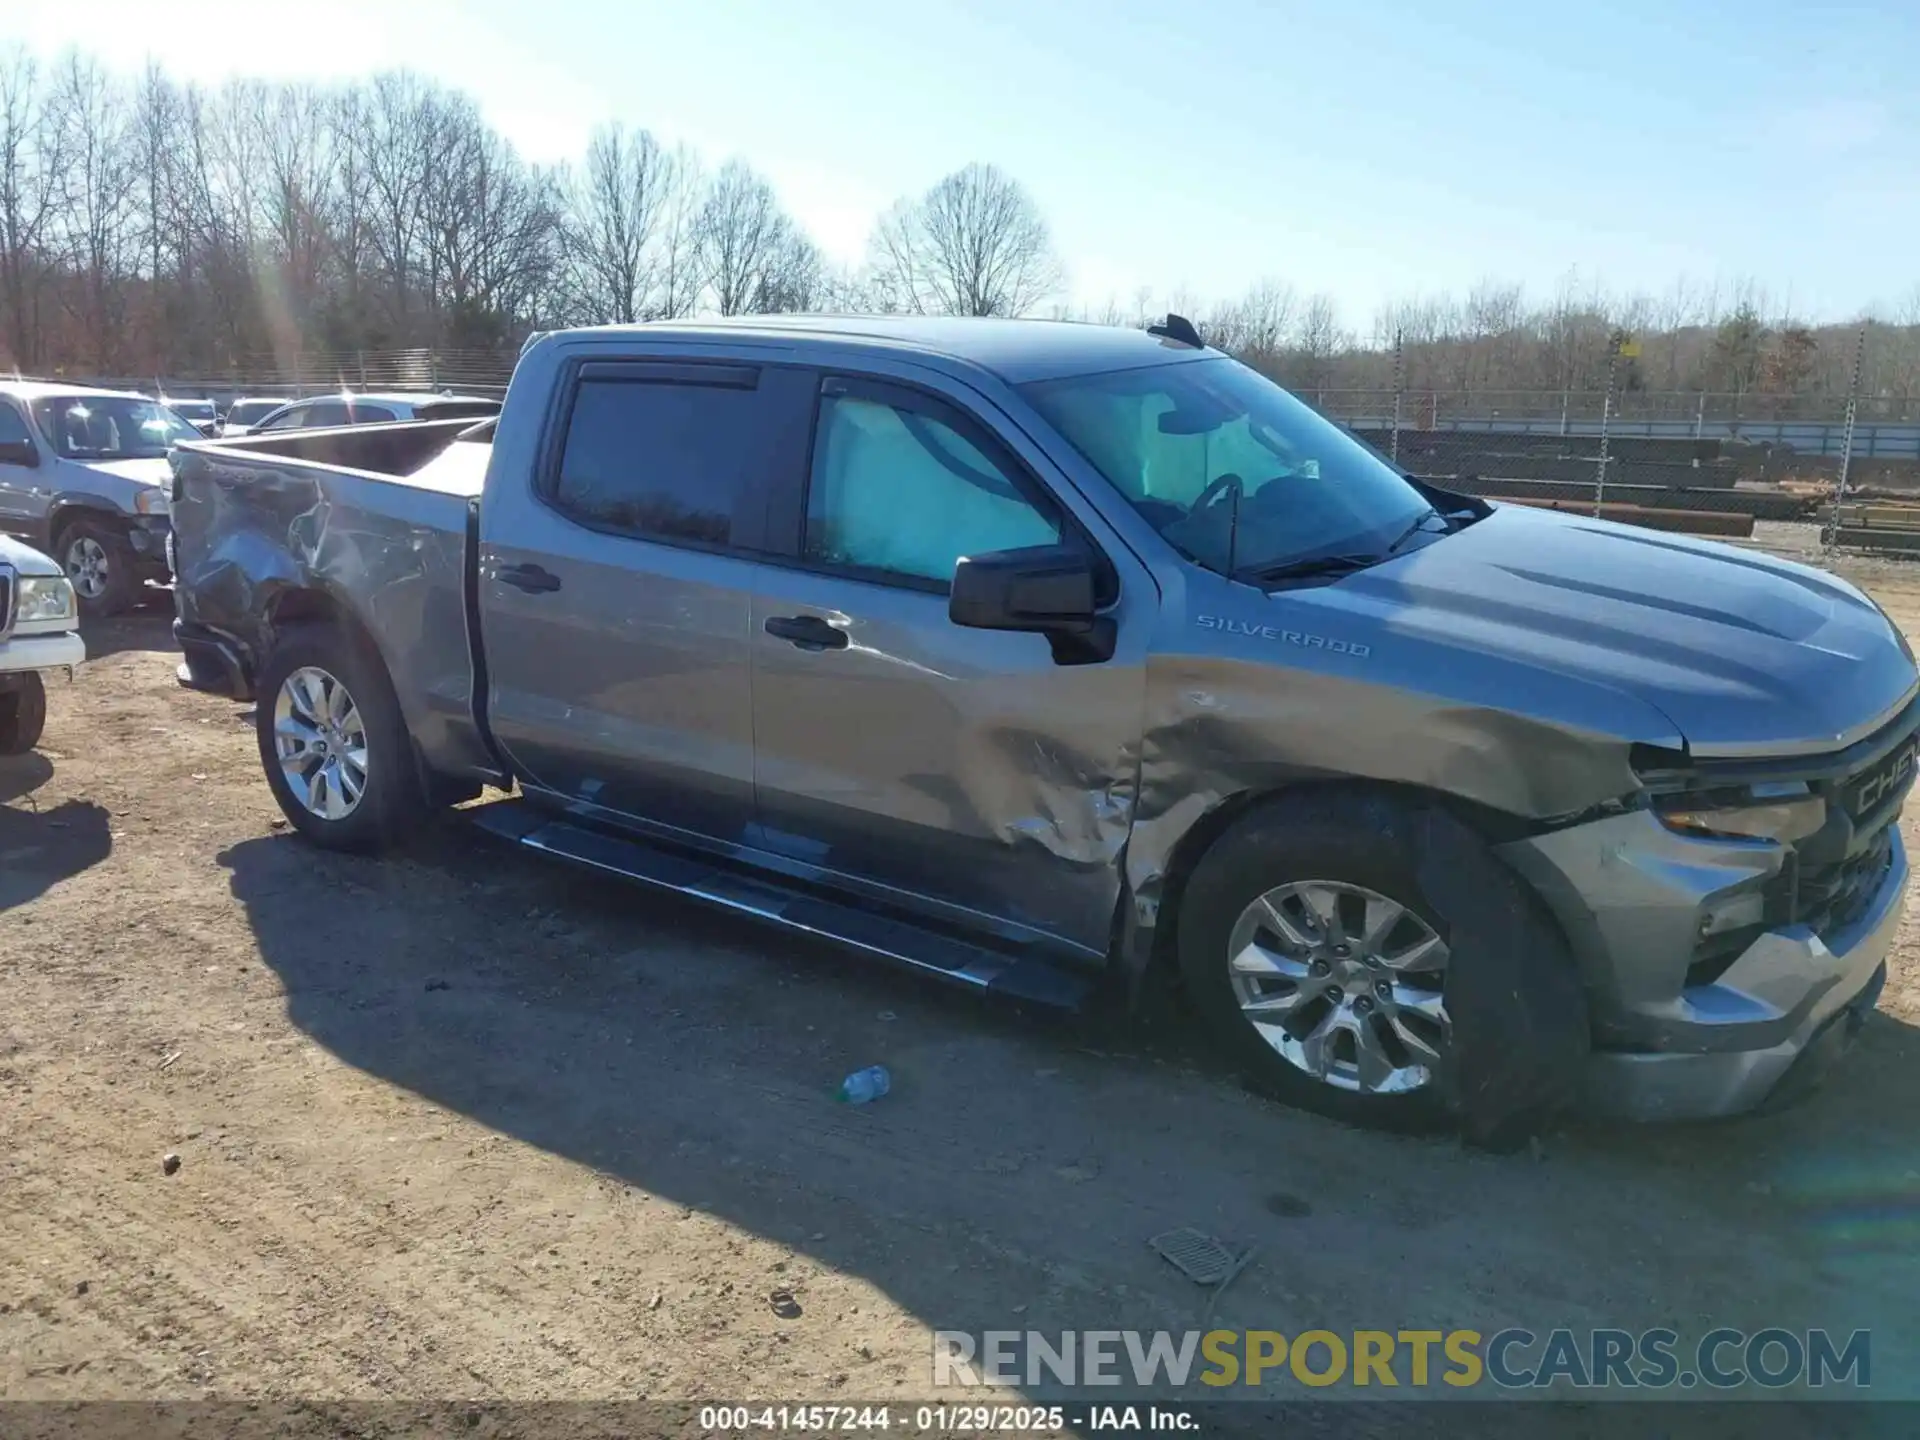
[1314,328,1920,561]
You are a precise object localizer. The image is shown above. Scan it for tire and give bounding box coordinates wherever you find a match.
[1177,789,1589,1147]
[254,623,428,851]
[56,517,139,619]
[0,673,47,755]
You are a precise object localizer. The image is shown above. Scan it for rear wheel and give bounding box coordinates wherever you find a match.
[56,518,138,619]
[254,624,428,851]
[0,673,47,755]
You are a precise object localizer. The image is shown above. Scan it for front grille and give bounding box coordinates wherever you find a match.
[1686,821,1898,989]
[1795,825,1896,939]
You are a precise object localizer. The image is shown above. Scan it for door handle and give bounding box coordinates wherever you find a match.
[497,562,562,594]
[764,614,848,650]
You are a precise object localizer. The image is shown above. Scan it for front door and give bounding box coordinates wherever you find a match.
[478,359,815,844]
[748,373,1151,955]
[0,399,45,539]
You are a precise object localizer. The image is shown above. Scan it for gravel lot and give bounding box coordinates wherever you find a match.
[5,546,1920,1421]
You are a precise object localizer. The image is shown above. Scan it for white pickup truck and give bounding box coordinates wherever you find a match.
[0,534,84,754]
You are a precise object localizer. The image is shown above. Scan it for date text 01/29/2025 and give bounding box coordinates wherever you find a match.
[698,1404,1194,1432]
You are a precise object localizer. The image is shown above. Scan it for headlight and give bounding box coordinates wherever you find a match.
[14,575,76,624]
[1657,782,1827,843]
[135,488,170,516]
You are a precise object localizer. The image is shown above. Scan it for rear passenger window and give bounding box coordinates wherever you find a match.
[303,401,350,427]
[551,376,767,547]
[350,403,398,423]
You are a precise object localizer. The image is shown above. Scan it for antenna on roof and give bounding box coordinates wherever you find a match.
[1146,313,1205,349]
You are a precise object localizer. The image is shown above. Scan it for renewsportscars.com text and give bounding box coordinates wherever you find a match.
[933,1327,1870,1390]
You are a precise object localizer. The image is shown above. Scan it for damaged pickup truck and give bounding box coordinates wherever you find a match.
[169,316,1917,1144]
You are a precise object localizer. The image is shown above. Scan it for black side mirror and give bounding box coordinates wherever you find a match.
[950,544,1114,664]
[0,438,38,467]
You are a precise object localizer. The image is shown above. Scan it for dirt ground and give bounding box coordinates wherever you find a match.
[6,540,1920,1425]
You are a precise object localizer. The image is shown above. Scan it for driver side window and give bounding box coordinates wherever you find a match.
[804,389,1060,588]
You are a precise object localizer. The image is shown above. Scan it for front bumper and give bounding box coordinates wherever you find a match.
[0,629,86,675]
[132,515,173,579]
[1500,812,1908,1121]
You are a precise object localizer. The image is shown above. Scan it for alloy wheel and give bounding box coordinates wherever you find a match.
[1226,880,1451,1094]
[272,665,369,821]
[65,536,110,600]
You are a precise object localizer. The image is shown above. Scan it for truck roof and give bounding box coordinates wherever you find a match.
[564,315,1211,384]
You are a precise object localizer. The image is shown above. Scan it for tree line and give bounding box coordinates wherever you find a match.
[0,48,1058,375]
[4,45,1918,413]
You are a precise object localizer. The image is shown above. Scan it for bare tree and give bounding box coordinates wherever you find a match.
[556,125,706,324]
[0,46,65,370]
[694,160,808,316]
[867,162,1059,317]
[562,123,676,323]
[358,71,437,335]
[1295,293,1342,398]
[1208,278,1295,360]
[47,53,138,369]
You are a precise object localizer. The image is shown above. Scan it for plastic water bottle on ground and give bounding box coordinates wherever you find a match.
[837,1065,891,1105]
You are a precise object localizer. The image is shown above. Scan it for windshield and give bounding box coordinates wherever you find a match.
[1022,356,1431,579]
[32,395,198,459]
[227,400,284,426]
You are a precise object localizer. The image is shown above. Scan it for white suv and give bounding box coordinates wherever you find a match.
[0,534,84,754]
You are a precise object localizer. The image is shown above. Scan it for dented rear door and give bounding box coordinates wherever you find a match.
[747,367,1153,956]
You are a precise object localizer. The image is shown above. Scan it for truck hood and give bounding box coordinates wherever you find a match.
[0,531,60,576]
[1315,504,1918,758]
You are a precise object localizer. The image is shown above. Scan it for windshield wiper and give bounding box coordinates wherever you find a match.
[1237,551,1384,585]
[1385,506,1445,554]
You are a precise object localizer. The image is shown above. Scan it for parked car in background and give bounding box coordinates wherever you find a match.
[0,381,186,617]
[242,391,501,435]
[220,396,296,437]
[169,316,1917,1144]
[0,532,83,754]
[162,397,221,437]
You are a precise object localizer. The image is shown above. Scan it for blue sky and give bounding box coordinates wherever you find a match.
[7,0,1917,326]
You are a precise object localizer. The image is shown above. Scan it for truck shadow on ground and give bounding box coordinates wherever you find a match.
[218,816,1920,1401]
[0,753,113,913]
[79,592,177,662]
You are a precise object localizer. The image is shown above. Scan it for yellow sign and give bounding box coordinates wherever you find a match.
[1618,338,1642,358]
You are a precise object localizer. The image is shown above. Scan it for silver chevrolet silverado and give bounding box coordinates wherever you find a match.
[167,316,1916,1144]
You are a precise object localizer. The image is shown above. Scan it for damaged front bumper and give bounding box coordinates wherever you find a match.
[1500,810,1907,1121]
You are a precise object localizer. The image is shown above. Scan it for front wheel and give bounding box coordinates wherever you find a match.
[1177,791,1589,1146]
[57,519,138,619]
[0,673,48,755]
[254,625,427,851]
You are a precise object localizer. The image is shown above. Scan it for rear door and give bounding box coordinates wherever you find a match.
[478,357,815,844]
[747,371,1154,955]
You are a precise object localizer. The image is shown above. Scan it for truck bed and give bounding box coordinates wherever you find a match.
[170,418,496,782]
